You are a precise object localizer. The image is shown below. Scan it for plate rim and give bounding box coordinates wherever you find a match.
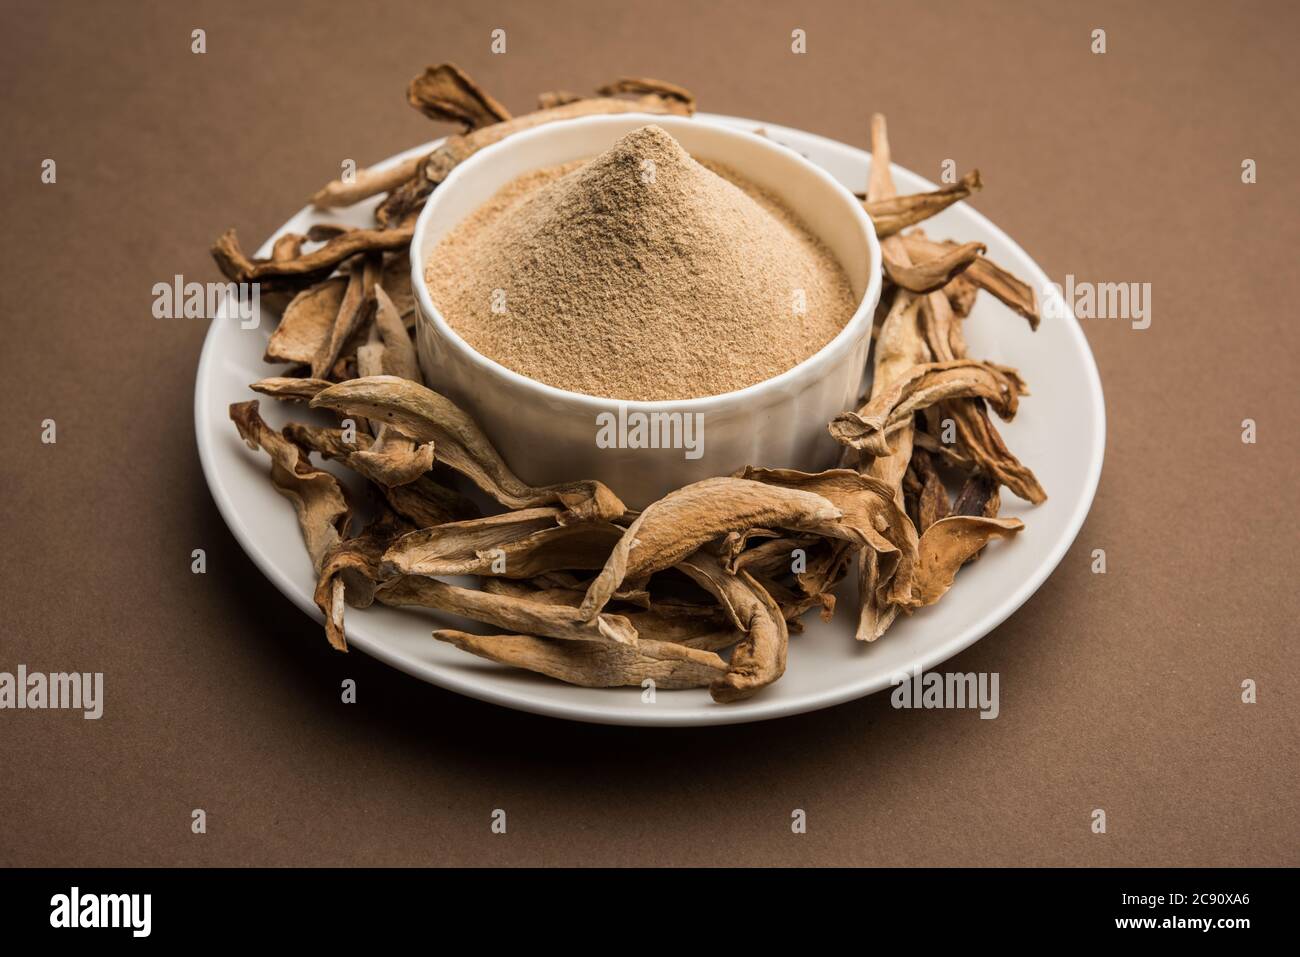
[194,112,1106,727]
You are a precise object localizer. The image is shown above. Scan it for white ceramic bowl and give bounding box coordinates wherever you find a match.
[410,114,881,508]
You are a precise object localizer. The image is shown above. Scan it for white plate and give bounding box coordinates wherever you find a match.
[195,113,1105,727]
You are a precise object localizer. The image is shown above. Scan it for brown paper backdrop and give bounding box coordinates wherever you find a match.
[1,0,1296,867]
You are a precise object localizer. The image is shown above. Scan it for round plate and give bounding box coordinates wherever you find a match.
[195,113,1105,727]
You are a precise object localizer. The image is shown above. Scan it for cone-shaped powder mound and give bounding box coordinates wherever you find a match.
[425,125,855,401]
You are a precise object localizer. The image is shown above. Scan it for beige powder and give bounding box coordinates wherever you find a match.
[425,125,855,401]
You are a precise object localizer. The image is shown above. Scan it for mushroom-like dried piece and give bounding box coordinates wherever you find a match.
[313,510,408,651]
[479,577,659,616]
[595,76,696,111]
[578,477,843,620]
[829,359,1028,457]
[310,376,625,523]
[911,447,951,532]
[910,516,1024,606]
[945,273,979,319]
[738,466,914,557]
[229,401,348,571]
[914,291,1045,505]
[310,155,425,211]
[383,508,622,579]
[900,234,1039,330]
[851,113,934,641]
[953,473,1001,518]
[741,465,921,613]
[406,62,512,130]
[283,423,476,525]
[346,284,434,485]
[212,224,413,288]
[911,429,975,471]
[676,553,788,703]
[271,232,306,262]
[795,540,857,605]
[249,376,333,403]
[379,254,416,324]
[376,576,636,645]
[730,535,821,579]
[379,478,477,529]
[941,398,1046,504]
[432,630,727,690]
[312,254,380,380]
[376,92,695,225]
[883,240,986,294]
[623,609,740,652]
[862,170,983,237]
[536,90,584,109]
[359,285,420,381]
[265,277,348,365]
[348,429,437,488]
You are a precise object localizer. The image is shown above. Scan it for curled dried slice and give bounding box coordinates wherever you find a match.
[829,359,1027,457]
[677,553,788,703]
[407,62,511,130]
[229,401,348,571]
[884,240,986,294]
[212,224,413,288]
[910,516,1024,606]
[271,232,305,261]
[250,376,332,403]
[265,276,347,365]
[919,280,963,363]
[913,429,975,470]
[362,285,420,382]
[730,535,820,579]
[313,511,407,651]
[795,541,856,605]
[900,234,1039,329]
[480,578,659,618]
[738,466,914,559]
[313,254,380,379]
[379,254,416,324]
[383,508,622,579]
[945,273,979,318]
[536,90,583,109]
[941,398,1046,504]
[433,630,726,690]
[854,114,933,642]
[310,376,625,523]
[283,422,476,525]
[376,93,695,225]
[595,76,696,111]
[953,473,1001,518]
[911,447,950,532]
[863,170,983,238]
[346,284,433,484]
[916,288,1044,504]
[578,477,843,620]
[376,576,636,645]
[744,464,921,616]
[347,429,436,487]
[310,155,423,210]
[380,478,478,529]
[623,609,740,652]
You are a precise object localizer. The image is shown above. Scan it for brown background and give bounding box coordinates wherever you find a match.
[1,0,1296,867]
